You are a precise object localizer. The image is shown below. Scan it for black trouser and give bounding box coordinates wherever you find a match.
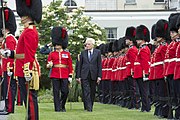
[81,73,97,111]
[154,79,168,117]
[174,80,180,119]
[51,78,69,111]
[127,76,136,108]
[101,80,110,104]
[136,78,150,112]
[18,77,39,120]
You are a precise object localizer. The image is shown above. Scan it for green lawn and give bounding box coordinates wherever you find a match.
[8,102,164,120]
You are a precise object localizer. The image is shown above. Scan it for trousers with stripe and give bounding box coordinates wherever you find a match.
[18,77,39,120]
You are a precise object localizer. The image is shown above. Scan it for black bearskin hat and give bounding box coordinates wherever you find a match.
[155,19,169,39]
[118,37,127,50]
[135,25,150,42]
[176,15,180,29]
[0,7,17,35]
[151,24,156,40]
[108,42,113,52]
[112,40,119,52]
[15,0,42,24]
[99,43,105,55]
[51,26,68,49]
[125,26,136,41]
[168,13,180,33]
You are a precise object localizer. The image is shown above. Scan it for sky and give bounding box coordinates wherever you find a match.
[7,0,53,10]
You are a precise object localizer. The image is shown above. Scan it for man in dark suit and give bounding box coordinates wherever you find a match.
[77,38,102,112]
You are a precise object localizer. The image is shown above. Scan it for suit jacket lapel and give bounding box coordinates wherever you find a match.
[85,50,90,62]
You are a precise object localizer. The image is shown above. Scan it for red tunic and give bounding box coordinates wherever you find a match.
[174,42,180,80]
[126,45,138,77]
[149,53,155,80]
[134,45,151,79]
[153,43,167,79]
[165,41,179,76]
[15,26,39,77]
[47,50,73,79]
[101,57,106,80]
[106,57,115,80]
[117,55,124,81]
[2,34,17,72]
[111,57,118,81]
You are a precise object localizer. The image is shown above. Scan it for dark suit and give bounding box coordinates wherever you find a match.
[78,49,102,111]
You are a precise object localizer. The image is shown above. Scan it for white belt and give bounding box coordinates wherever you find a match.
[153,61,164,66]
[169,58,177,62]
[164,59,169,63]
[126,62,131,65]
[112,69,117,72]
[150,64,154,67]
[176,58,180,62]
[134,62,140,65]
[119,67,126,70]
[106,68,112,71]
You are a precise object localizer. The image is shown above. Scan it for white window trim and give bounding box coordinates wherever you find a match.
[125,0,136,5]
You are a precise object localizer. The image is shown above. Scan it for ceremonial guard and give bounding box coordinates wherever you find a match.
[101,43,109,104]
[47,27,73,112]
[1,0,42,119]
[173,15,180,119]
[0,31,3,101]
[105,42,114,104]
[125,26,138,109]
[148,24,156,105]
[164,13,179,119]
[0,6,17,114]
[153,19,169,118]
[134,25,151,112]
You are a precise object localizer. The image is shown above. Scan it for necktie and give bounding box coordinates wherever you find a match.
[89,51,92,61]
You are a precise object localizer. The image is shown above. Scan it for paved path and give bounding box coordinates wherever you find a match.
[0,100,8,120]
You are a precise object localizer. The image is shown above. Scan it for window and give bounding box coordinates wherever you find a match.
[155,0,165,2]
[85,0,117,10]
[105,28,117,42]
[64,0,77,6]
[125,0,136,4]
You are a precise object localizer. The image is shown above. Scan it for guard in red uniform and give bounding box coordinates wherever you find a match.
[148,24,156,105]
[106,42,114,104]
[0,7,17,115]
[134,25,151,112]
[47,27,73,112]
[164,13,180,119]
[0,32,3,101]
[125,26,138,109]
[173,15,180,119]
[153,19,169,118]
[101,43,109,104]
[1,0,42,119]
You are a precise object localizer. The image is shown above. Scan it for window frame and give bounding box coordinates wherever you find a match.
[105,28,117,42]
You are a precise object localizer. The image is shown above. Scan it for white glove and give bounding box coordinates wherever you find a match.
[1,49,11,57]
[143,74,149,81]
[25,75,32,82]
[47,61,53,68]
[7,72,13,76]
[68,77,72,83]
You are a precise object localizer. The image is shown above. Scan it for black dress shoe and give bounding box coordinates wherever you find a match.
[86,109,92,112]
[0,111,9,115]
[60,109,66,112]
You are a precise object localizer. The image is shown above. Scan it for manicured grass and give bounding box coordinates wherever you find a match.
[8,102,163,120]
